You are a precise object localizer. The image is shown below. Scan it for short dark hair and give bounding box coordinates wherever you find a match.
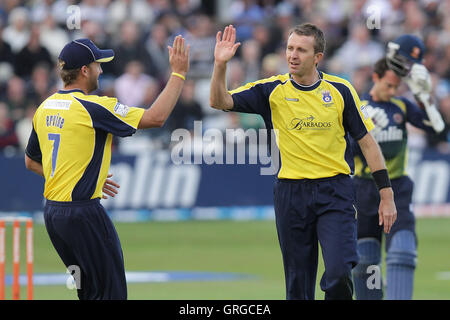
[58,59,81,86]
[373,58,390,78]
[289,23,325,54]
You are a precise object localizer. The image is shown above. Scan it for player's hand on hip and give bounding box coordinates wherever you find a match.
[102,173,120,199]
[378,187,397,234]
[214,24,241,65]
[168,35,190,76]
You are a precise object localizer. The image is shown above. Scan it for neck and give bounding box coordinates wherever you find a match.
[63,83,89,94]
[369,87,382,102]
[291,69,320,86]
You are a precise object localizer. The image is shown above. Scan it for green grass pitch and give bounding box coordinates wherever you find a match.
[3,217,450,300]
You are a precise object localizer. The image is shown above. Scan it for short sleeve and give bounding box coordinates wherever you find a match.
[329,81,374,140]
[75,96,145,137]
[229,84,270,115]
[228,78,282,120]
[25,124,42,164]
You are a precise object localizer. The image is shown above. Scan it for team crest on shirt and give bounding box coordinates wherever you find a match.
[321,90,332,102]
[393,113,403,124]
[113,102,130,117]
[320,90,334,107]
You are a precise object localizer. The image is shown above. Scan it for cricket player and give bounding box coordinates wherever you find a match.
[209,23,397,300]
[352,35,445,300]
[24,37,189,299]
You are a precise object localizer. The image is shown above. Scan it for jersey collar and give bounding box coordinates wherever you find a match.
[58,89,85,94]
[289,70,323,91]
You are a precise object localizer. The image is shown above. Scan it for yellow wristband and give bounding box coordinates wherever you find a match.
[172,72,186,81]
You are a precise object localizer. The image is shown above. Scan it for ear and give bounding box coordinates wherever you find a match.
[80,65,89,77]
[314,52,324,65]
[372,72,379,83]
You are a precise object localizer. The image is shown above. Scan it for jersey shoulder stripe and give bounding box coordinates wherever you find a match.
[322,74,374,133]
[74,96,137,136]
[72,94,132,124]
[229,73,289,95]
[390,97,407,114]
[322,73,359,104]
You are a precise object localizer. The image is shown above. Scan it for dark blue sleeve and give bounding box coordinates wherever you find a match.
[230,80,281,122]
[25,126,42,164]
[330,81,369,140]
[75,97,137,137]
[401,97,436,133]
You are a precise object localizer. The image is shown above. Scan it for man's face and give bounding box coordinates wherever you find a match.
[286,33,322,78]
[373,70,401,101]
[86,62,102,92]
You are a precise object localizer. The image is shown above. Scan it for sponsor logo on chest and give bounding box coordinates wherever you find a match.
[287,115,332,131]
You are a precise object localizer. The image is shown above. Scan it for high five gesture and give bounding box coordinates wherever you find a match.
[138,35,191,128]
[168,35,190,77]
[210,25,241,111]
[214,25,241,65]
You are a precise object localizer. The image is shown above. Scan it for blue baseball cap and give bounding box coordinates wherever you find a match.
[58,38,114,70]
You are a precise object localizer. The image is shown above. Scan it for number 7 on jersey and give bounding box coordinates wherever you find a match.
[48,133,60,177]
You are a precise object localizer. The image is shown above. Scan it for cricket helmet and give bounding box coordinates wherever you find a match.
[386,34,425,77]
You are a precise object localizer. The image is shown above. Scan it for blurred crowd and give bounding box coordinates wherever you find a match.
[0,0,449,156]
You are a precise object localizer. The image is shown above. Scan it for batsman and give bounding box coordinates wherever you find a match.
[352,35,445,300]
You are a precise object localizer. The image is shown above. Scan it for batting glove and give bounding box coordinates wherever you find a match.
[366,105,389,136]
[404,63,432,96]
[415,92,446,133]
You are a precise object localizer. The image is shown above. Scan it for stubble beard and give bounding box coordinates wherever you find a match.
[87,76,98,93]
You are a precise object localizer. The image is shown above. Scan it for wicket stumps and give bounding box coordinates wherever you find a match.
[0,217,33,300]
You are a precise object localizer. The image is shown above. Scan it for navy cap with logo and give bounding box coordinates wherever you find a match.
[391,34,425,62]
[386,34,425,77]
[58,38,114,70]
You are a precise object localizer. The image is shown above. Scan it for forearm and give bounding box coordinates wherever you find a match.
[25,155,44,177]
[138,74,185,129]
[210,62,234,110]
[406,63,444,133]
[357,132,386,173]
[32,164,44,177]
[418,94,445,133]
[358,133,396,232]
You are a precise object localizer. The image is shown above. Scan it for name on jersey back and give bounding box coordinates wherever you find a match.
[46,113,65,129]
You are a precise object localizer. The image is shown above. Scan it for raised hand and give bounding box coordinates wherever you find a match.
[168,35,190,76]
[214,25,241,65]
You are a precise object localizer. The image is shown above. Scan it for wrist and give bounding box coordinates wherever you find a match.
[379,187,394,199]
[372,169,392,191]
[171,72,186,80]
[416,92,432,103]
[214,60,227,69]
[171,70,187,76]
